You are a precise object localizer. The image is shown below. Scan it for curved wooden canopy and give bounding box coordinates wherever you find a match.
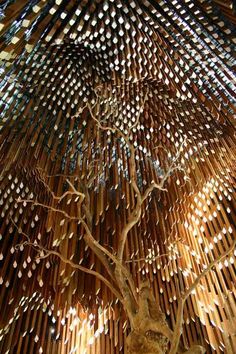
[0,1,235,353]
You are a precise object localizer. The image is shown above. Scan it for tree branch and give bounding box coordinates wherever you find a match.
[16,239,123,303]
[16,197,138,305]
[125,239,180,264]
[169,240,236,354]
[85,89,189,320]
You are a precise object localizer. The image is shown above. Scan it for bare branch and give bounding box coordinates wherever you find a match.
[17,198,80,220]
[16,88,193,350]
[16,196,138,305]
[125,253,170,264]
[117,140,186,263]
[184,240,236,301]
[10,217,30,244]
[17,239,123,303]
[35,168,81,179]
[34,169,85,203]
[85,97,146,312]
[80,217,138,305]
[83,89,189,320]
[169,240,236,354]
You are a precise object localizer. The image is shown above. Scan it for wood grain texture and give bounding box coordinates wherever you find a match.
[0,0,235,353]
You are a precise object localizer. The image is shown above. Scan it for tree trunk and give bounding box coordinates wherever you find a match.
[127,330,205,354]
[125,281,171,354]
[127,329,169,354]
[125,281,206,354]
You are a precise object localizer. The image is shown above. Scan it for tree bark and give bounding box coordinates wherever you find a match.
[125,282,206,354]
[126,281,170,354]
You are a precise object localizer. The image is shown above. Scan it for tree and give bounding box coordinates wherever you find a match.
[14,89,235,354]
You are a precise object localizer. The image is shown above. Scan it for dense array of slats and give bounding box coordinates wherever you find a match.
[0,1,235,353]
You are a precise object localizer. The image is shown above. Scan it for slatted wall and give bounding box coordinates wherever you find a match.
[0,1,235,353]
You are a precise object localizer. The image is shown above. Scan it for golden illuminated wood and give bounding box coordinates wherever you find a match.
[0,0,235,353]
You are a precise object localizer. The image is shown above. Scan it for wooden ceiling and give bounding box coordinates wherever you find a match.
[0,1,235,353]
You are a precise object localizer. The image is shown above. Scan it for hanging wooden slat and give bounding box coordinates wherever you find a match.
[0,0,235,353]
